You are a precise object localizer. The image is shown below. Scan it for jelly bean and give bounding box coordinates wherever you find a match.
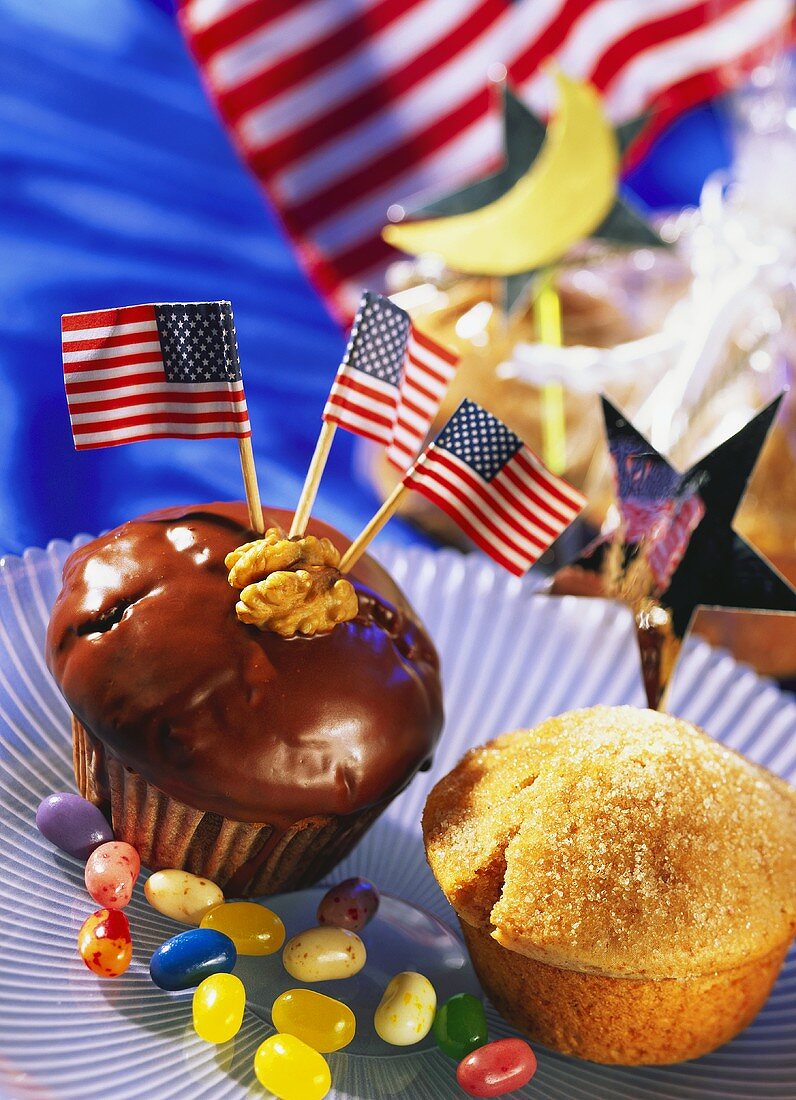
[432,993,488,1060]
[144,869,223,925]
[282,926,366,982]
[192,973,246,1044]
[150,928,236,991]
[374,971,436,1046]
[36,792,113,860]
[456,1038,537,1098]
[272,989,356,1053]
[200,901,285,955]
[84,841,140,909]
[316,877,380,932]
[254,1034,331,1100]
[77,908,132,978]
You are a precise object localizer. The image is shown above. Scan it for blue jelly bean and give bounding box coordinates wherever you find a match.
[36,792,113,860]
[150,928,237,991]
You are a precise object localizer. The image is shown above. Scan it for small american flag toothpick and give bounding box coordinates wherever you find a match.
[61,301,263,531]
[323,290,458,465]
[404,399,585,575]
[61,302,250,448]
[291,290,457,537]
[340,397,585,575]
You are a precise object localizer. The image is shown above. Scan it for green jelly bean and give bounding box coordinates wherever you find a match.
[432,993,488,1060]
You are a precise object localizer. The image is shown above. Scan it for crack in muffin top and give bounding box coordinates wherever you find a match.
[423,706,796,979]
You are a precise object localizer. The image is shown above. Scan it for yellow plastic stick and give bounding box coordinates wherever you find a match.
[533,271,566,475]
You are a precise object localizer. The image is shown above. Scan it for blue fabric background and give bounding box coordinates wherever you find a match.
[0,0,733,555]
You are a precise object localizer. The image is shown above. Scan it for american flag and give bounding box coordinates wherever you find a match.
[404,398,585,574]
[61,302,251,450]
[323,291,458,467]
[178,0,792,317]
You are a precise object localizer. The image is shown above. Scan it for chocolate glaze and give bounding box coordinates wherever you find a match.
[47,503,443,825]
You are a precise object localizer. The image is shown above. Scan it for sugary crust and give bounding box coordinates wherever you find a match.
[423,706,796,980]
[459,918,791,1064]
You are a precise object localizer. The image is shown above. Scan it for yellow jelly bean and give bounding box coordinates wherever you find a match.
[272,989,355,1053]
[374,971,436,1046]
[144,869,223,925]
[282,926,366,983]
[254,1034,331,1100]
[192,973,246,1044]
[200,901,285,955]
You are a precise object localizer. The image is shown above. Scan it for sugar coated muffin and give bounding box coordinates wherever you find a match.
[423,706,796,1064]
[47,502,443,896]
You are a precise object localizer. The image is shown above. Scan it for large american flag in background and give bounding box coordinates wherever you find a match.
[405,398,586,574]
[178,0,792,318]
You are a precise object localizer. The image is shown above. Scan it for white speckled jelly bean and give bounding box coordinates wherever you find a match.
[144,869,223,925]
[282,926,366,982]
[374,972,436,1046]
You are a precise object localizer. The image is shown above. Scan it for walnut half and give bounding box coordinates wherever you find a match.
[224,529,358,637]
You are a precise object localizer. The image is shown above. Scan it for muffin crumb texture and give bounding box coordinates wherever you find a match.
[423,706,796,980]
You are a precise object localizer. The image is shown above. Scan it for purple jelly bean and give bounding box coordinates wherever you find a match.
[36,792,114,860]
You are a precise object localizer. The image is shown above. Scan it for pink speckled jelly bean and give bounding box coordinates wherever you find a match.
[84,842,140,910]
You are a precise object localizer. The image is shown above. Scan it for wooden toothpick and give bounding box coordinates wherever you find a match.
[339,482,408,573]
[237,436,264,534]
[290,421,337,538]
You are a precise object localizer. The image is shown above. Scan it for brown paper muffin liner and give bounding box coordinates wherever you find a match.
[459,918,791,1065]
[72,716,385,897]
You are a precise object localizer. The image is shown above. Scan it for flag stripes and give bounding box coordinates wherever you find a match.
[61,302,251,450]
[386,328,458,470]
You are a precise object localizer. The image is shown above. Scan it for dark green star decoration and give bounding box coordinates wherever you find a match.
[392,83,667,313]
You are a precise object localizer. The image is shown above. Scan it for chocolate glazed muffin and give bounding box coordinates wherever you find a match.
[47,503,443,896]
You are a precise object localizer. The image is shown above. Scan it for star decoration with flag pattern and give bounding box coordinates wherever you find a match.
[552,396,796,709]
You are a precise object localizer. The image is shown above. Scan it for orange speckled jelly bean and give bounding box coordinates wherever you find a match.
[77,908,133,978]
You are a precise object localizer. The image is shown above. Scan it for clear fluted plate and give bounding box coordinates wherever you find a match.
[0,538,793,1099]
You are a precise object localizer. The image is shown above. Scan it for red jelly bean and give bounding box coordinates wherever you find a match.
[85,842,140,909]
[456,1038,537,1097]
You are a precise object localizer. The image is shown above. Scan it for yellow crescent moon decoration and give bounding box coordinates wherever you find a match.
[382,73,619,275]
